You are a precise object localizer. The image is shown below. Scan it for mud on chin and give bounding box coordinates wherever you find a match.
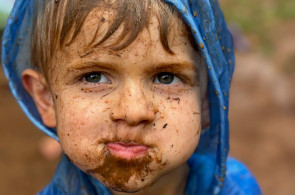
[86,149,167,192]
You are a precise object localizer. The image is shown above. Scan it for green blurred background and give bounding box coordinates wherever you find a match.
[0,0,14,28]
[223,0,295,54]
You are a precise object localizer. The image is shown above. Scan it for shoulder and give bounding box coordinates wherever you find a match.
[37,155,112,195]
[220,157,262,195]
[37,155,93,195]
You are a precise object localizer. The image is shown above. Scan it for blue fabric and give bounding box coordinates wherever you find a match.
[1,0,261,194]
[38,155,261,195]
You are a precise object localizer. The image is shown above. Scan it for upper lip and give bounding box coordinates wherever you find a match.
[106,142,149,157]
[102,138,154,148]
[107,141,148,147]
[116,142,142,146]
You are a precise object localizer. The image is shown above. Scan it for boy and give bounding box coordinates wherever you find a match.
[1,0,261,194]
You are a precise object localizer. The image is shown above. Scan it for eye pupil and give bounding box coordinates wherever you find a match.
[158,73,174,84]
[85,73,101,83]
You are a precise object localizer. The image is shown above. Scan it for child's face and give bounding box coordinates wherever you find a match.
[41,10,204,192]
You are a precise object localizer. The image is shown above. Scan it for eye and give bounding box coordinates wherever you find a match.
[154,72,181,85]
[83,72,110,83]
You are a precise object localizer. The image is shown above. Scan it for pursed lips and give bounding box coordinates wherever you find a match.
[107,142,149,160]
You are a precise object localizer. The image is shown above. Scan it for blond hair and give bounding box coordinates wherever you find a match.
[31,0,197,75]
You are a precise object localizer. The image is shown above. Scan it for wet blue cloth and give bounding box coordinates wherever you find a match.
[38,154,261,195]
[1,0,262,194]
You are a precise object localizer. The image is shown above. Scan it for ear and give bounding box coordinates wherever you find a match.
[22,69,56,128]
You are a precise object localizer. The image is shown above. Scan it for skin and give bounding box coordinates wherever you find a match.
[22,9,207,195]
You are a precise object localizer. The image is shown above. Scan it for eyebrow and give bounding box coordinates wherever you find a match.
[67,61,119,72]
[146,62,197,72]
[67,61,198,75]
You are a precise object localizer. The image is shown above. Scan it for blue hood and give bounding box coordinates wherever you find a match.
[2,0,260,194]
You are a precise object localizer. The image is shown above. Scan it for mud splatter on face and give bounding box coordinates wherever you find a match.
[86,146,166,192]
[47,8,203,194]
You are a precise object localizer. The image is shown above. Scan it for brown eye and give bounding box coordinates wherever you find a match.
[154,72,177,85]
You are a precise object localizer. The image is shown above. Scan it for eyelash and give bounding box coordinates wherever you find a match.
[82,72,110,84]
[153,72,182,85]
[78,71,188,86]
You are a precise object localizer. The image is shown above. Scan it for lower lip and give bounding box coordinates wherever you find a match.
[107,142,148,160]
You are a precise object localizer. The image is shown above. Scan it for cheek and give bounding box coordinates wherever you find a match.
[55,94,112,170]
[154,91,201,165]
[53,85,201,184]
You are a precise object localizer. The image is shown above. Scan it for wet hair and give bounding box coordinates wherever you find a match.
[31,0,198,75]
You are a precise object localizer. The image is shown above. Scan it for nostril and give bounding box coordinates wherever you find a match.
[125,112,155,126]
[111,106,155,126]
[110,88,155,125]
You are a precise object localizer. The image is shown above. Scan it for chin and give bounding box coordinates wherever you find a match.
[99,174,151,193]
[85,147,167,193]
[107,184,144,193]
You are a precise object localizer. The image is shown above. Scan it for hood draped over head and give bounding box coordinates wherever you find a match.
[2,0,236,194]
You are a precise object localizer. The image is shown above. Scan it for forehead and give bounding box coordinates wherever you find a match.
[45,6,203,81]
[59,4,191,52]
[61,30,195,73]
[61,9,194,58]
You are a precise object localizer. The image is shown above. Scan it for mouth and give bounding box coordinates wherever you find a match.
[107,142,149,160]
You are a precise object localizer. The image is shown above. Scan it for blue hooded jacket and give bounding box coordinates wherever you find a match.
[1,0,262,194]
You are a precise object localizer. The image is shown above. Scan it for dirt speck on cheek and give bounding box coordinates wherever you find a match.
[159,111,166,119]
[103,107,111,112]
[154,107,159,114]
[172,97,180,104]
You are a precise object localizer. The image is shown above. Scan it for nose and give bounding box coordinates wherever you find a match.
[110,82,155,126]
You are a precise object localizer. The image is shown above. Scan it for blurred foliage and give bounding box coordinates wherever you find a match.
[0,12,8,30]
[220,0,295,55]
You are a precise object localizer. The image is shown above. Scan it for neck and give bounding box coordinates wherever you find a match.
[112,163,190,195]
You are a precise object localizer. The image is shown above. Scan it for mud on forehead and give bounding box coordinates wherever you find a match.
[72,9,193,57]
[61,3,193,57]
[33,0,200,76]
[33,0,177,73]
